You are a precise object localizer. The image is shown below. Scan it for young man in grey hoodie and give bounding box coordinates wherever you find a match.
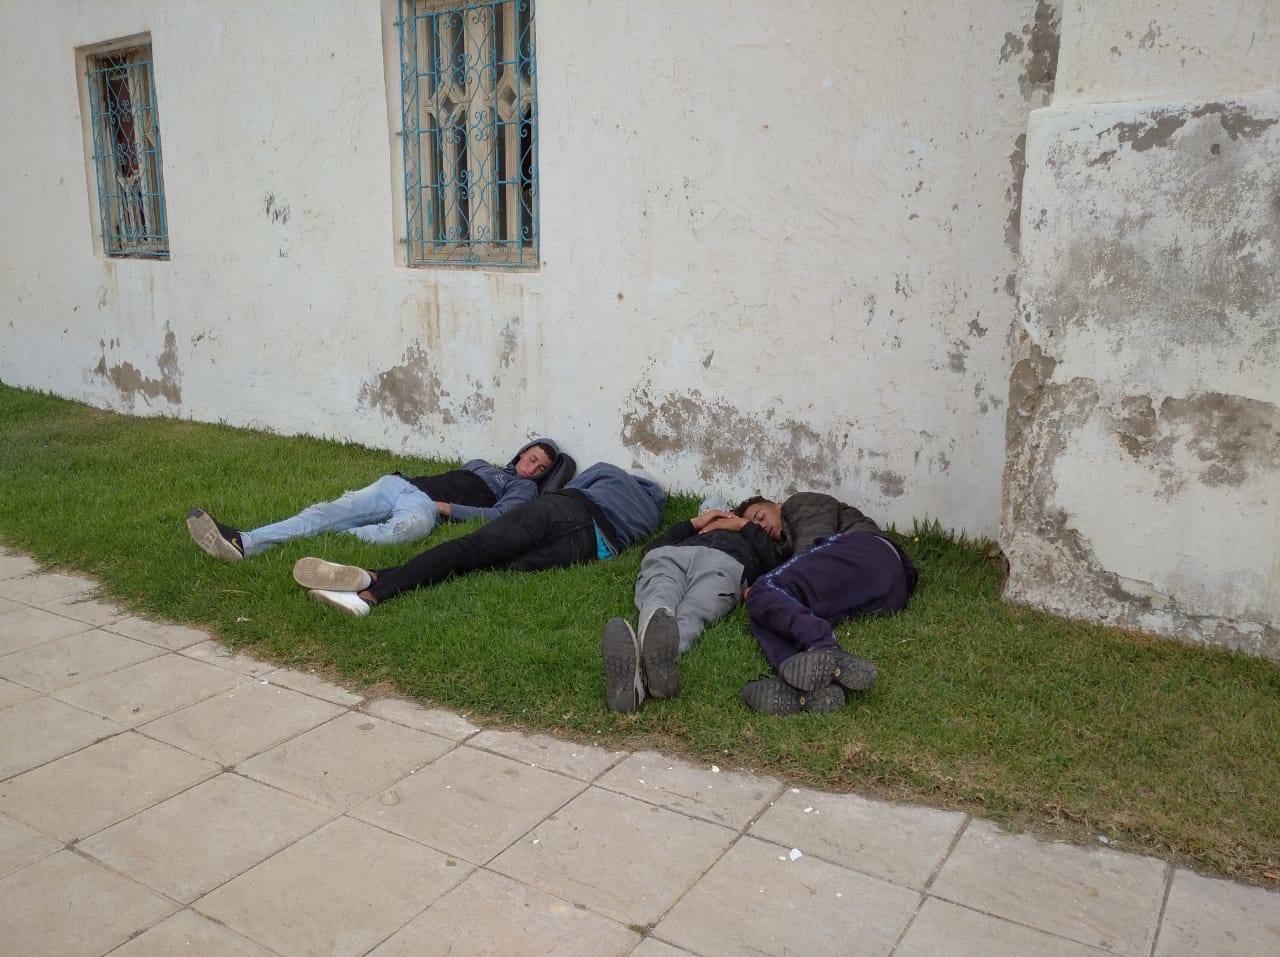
[293,463,666,617]
[185,438,562,561]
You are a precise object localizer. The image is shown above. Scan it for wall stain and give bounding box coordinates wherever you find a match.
[91,323,182,405]
[263,193,291,225]
[1108,111,1187,151]
[1005,133,1027,253]
[1018,0,1060,101]
[358,344,447,427]
[1189,101,1279,141]
[998,32,1024,64]
[619,386,845,489]
[872,469,905,498]
[497,316,521,370]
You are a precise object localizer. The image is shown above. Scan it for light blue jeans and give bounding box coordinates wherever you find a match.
[239,474,438,556]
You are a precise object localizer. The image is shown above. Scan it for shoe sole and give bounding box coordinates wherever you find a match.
[308,589,370,617]
[780,650,878,693]
[741,679,846,715]
[186,509,242,562]
[292,557,371,592]
[640,608,680,699]
[602,617,640,713]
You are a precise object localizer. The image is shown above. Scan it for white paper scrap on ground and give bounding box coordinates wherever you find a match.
[711,765,720,773]
[788,848,803,862]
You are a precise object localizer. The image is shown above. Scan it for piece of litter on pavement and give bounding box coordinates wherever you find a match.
[836,892,843,898]
[788,848,803,862]
[711,765,720,773]
[791,788,800,793]
[803,807,814,813]
[638,779,645,785]
[778,856,786,861]
[532,839,539,845]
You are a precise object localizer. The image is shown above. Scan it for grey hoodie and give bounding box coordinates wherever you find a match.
[450,437,561,523]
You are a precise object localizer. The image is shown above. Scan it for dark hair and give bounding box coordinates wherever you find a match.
[734,495,772,518]
[533,442,556,461]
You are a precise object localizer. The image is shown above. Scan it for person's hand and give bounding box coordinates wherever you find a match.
[691,509,734,531]
[699,514,748,534]
[436,502,453,518]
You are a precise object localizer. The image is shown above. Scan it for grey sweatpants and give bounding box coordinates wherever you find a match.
[634,546,745,654]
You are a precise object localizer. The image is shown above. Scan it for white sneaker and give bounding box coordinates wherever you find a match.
[309,589,371,617]
[293,557,372,591]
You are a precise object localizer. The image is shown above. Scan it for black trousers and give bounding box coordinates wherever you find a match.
[369,493,598,602]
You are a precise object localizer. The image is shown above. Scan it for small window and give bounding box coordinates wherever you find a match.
[85,44,169,258]
[397,0,538,267]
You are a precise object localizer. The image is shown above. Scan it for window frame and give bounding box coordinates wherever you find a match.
[81,37,170,260]
[395,0,540,269]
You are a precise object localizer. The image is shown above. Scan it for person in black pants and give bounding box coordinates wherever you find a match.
[292,463,666,617]
[740,531,917,716]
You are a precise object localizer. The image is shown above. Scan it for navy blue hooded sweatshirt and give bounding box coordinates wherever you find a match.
[447,437,561,523]
[565,463,666,551]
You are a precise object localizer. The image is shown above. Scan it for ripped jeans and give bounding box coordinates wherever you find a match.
[238,474,438,556]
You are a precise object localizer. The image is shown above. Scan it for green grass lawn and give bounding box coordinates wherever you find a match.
[1,383,1277,886]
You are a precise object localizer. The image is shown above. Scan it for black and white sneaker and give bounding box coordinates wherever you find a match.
[639,606,680,699]
[741,678,845,716]
[602,617,643,713]
[186,508,244,562]
[779,647,877,693]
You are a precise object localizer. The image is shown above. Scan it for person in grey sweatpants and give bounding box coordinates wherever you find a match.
[601,498,783,712]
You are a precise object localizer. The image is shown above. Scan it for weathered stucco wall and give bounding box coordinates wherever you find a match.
[0,0,1052,537]
[1003,3,1280,658]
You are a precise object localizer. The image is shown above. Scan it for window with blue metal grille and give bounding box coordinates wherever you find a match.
[86,45,169,258]
[397,0,538,267]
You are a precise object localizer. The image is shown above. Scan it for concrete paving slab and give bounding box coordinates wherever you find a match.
[0,812,62,879]
[351,745,584,864]
[0,596,20,615]
[0,731,219,842]
[894,897,1107,957]
[38,593,130,627]
[0,628,162,692]
[0,850,176,957]
[79,772,332,903]
[196,816,467,957]
[0,605,93,655]
[53,653,242,727]
[0,552,38,580]
[657,834,920,957]
[142,680,344,766]
[369,867,640,956]
[0,571,96,604]
[180,639,275,677]
[361,695,479,738]
[598,750,780,829]
[0,695,121,780]
[105,615,213,650]
[467,728,621,780]
[930,819,1167,956]
[0,677,38,711]
[238,711,452,809]
[110,909,277,956]
[490,785,736,926]
[266,666,364,705]
[1154,868,1280,956]
[632,939,695,956]
[750,786,966,888]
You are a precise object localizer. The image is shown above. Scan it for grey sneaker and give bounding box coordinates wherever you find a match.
[779,647,877,693]
[292,557,372,592]
[741,678,845,716]
[602,617,643,713]
[639,607,680,699]
[186,508,244,562]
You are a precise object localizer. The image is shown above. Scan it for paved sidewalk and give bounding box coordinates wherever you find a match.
[0,551,1276,956]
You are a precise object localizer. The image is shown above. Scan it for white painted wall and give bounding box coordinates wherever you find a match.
[0,0,1045,536]
[1003,1,1280,658]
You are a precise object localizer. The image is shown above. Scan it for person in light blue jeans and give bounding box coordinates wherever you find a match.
[186,438,561,562]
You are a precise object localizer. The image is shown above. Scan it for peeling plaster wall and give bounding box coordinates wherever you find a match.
[1003,4,1280,658]
[0,0,1048,536]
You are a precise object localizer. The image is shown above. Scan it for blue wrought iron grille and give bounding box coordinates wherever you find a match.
[86,46,169,258]
[397,0,538,267]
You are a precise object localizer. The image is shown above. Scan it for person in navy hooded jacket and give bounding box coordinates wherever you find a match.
[293,463,666,617]
[185,438,561,561]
